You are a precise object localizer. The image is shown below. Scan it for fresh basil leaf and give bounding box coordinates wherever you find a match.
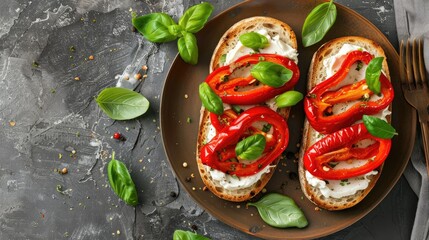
[365,57,384,94]
[248,193,308,228]
[178,32,198,65]
[362,115,398,139]
[239,32,270,52]
[107,152,138,206]
[235,134,266,160]
[168,24,184,37]
[173,230,210,240]
[96,87,150,120]
[302,0,337,47]
[251,61,293,87]
[179,2,214,33]
[132,13,177,43]
[275,90,304,108]
[198,82,223,115]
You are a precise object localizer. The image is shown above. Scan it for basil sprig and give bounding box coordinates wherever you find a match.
[198,82,223,115]
[173,230,210,240]
[239,32,270,52]
[275,90,304,108]
[251,62,293,87]
[235,134,266,160]
[132,2,213,65]
[107,152,139,206]
[248,193,308,228]
[365,57,384,94]
[302,0,337,47]
[96,87,150,120]
[362,115,398,139]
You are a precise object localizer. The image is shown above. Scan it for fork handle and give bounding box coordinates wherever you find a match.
[419,119,429,175]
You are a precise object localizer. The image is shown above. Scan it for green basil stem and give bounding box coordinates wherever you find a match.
[251,61,293,87]
[362,115,398,139]
[365,57,384,94]
[302,0,337,47]
[275,90,304,108]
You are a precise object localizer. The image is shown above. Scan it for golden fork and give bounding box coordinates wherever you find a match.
[399,38,429,175]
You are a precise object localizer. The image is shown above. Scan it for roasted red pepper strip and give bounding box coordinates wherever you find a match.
[210,109,238,132]
[304,50,394,134]
[206,54,300,105]
[201,106,289,177]
[304,123,391,180]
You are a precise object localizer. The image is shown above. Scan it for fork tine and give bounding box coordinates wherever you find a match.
[406,39,414,88]
[412,39,421,85]
[417,38,428,86]
[399,40,407,85]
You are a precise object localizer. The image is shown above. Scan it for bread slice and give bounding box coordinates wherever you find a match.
[298,36,391,210]
[196,17,298,202]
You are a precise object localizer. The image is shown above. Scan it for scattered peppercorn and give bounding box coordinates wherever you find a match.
[60,168,68,174]
[170,192,177,198]
[134,73,142,80]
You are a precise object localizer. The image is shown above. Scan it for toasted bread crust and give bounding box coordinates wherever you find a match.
[196,17,297,202]
[299,36,391,210]
[210,16,297,72]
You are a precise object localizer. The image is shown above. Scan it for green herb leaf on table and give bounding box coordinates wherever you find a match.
[178,32,199,65]
[239,32,270,52]
[235,134,266,160]
[173,230,210,240]
[251,61,293,87]
[365,57,384,94]
[302,0,337,47]
[362,115,398,139]
[107,152,139,206]
[132,2,213,65]
[248,193,308,228]
[198,82,224,115]
[96,87,150,120]
[275,90,304,108]
[132,13,177,43]
[179,2,214,33]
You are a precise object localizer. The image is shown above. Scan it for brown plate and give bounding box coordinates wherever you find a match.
[160,0,416,239]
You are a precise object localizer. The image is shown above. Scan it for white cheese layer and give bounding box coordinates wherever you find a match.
[206,165,272,191]
[305,170,378,199]
[305,44,391,199]
[225,28,298,64]
[204,27,297,191]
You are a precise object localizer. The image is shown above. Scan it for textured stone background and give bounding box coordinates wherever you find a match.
[0,0,417,239]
